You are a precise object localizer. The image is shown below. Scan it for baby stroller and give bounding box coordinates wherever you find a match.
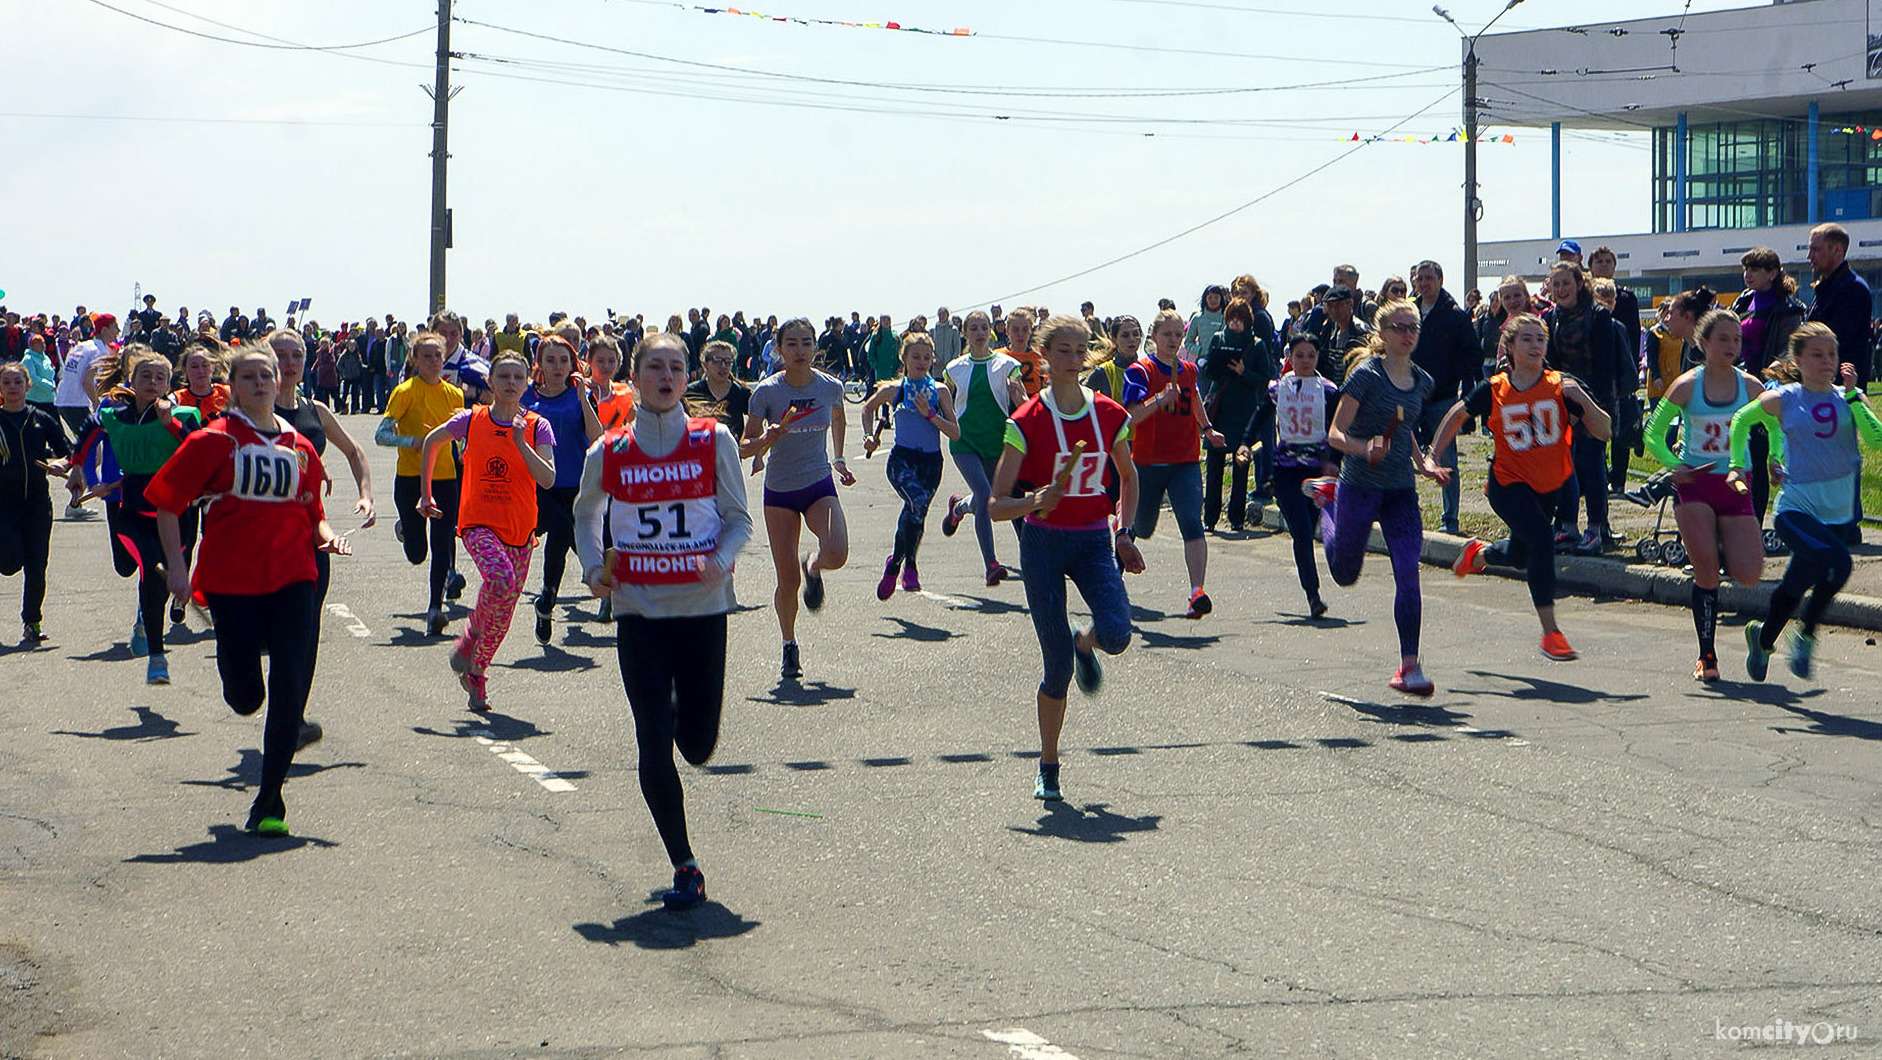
[1622,468,1787,566]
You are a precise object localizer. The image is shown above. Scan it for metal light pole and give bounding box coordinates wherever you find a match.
[425,0,458,315]
[1436,1,1524,295]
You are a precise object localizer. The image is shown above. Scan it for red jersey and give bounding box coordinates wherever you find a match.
[172,383,231,421]
[1486,371,1575,491]
[1123,355,1202,465]
[1007,389,1130,529]
[601,417,723,585]
[144,410,327,596]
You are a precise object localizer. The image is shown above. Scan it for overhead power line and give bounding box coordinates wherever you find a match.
[79,0,430,52]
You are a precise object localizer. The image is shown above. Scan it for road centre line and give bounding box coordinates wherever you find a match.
[473,730,577,792]
[982,1028,1082,1059]
[323,602,372,638]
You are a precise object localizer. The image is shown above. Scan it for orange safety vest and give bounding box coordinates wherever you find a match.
[456,406,543,548]
[596,380,635,431]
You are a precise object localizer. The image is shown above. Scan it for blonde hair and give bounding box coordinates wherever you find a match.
[410,330,447,358]
[226,344,280,381]
[1150,307,1186,338]
[1348,298,1419,376]
[1498,312,1548,352]
[1765,321,1838,383]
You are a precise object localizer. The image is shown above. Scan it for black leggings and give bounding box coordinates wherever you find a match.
[206,581,320,810]
[394,475,459,610]
[1203,443,1250,529]
[1272,463,1322,600]
[1484,475,1560,609]
[617,612,727,867]
[109,501,194,655]
[0,496,53,625]
[1760,509,1853,646]
[535,485,578,614]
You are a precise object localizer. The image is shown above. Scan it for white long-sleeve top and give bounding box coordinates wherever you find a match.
[574,403,752,619]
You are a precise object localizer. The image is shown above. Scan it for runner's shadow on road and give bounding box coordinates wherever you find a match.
[1137,628,1221,650]
[125,823,337,864]
[66,643,137,663]
[52,705,196,742]
[573,902,761,950]
[871,617,956,643]
[1010,801,1161,844]
[560,626,615,650]
[180,748,367,791]
[413,711,549,743]
[1459,670,1653,706]
[1266,612,1366,629]
[750,681,857,707]
[1689,681,1828,710]
[506,645,600,673]
[1330,694,1474,728]
[953,594,1029,617]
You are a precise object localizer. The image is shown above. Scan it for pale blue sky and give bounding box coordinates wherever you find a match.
[4,0,1749,327]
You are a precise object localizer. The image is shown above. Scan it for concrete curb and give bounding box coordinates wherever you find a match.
[1253,506,1882,633]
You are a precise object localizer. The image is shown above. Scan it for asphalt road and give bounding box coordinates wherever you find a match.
[5,413,1882,1059]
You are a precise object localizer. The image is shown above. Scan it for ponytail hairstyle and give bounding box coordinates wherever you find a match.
[1032,314,1109,370]
[1695,307,1741,348]
[1498,312,1549,352]
[1349,297,1419,377]
[1670,285,1719,323]
[1764,320,1837,383]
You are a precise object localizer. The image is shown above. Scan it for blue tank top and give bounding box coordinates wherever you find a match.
[1774,382,1861,524]
[891,377,943,454]
[522,384,588,489]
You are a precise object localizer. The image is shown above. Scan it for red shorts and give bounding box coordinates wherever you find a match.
[1674,469,1754,518]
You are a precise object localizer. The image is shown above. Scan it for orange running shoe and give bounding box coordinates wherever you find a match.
[1452,537,1487,578]
[1540,631,1578,661]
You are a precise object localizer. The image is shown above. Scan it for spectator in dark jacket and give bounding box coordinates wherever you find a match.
[1729,247,1807,521]
[1543,262,1624,552]
[1409,260,1483,535]
[1202,298,1274,530]
[1805,222,1873,537]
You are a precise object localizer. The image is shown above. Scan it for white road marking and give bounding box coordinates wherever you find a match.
[473,731,577,792]
[917,589,974,608]
[324,603,372,638]
[982,1028,1081,1059]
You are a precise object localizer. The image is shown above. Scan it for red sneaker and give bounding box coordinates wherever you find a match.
[1540,631,1577,661]
[1303,476,1338,510]
[876,557,898,601]
[1452,537,1487,578]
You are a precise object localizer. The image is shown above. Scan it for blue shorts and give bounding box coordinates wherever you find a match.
[764,475,838,514]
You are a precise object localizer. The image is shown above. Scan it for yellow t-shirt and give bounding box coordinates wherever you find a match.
[386,376,465,479]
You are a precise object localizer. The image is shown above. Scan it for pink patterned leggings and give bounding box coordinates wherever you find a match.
[461,526,535,674]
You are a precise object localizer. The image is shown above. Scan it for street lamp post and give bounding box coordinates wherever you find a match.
[1436,1,1525,296]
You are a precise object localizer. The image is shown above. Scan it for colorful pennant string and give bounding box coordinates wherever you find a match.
[1344,129,1515,144]
[684,5,971,35]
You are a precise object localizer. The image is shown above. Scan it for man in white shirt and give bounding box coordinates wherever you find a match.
[53,312,117,517]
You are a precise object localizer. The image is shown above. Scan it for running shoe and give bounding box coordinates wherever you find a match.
[1693,653,1721,683]
[780,641,802,680]
[296,720,324,751]
[1743,622,1770,682]
[393,520,405,544]
[129,617,148,658]
[461,671,490,712]
[1540,631,1578,661]
[985,563,1009,588]
[1576,527,1603,555]
[1308,596,1328,620]
[901,563,921,593]
[146,653,170,685]
[244,792,288,836]
[1452,537,1487,578]
[662,864,707,911]
[424,608,446,638]
[1302,476,1338,509]
[448,634,474,675]
[1553,528,1578,549]
[1788,630,1816,679]
[877,557,898,601]
[1033,769,1063,802]
[444,569,467,601]
[535,606,553,645]
[1185,589,1213,620]
[62,503,95,521]
[168,601,186,627]
[801,556,824,611]
[1073,626,1103,695]
[941,494,965,537]
[1389,661,1435,697]
[23,622,46,644]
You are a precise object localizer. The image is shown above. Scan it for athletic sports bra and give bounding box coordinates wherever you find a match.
[277,399,327,456]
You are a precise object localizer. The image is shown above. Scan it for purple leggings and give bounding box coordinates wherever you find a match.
[462,526,534,673]
[1320,484,1423,658]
